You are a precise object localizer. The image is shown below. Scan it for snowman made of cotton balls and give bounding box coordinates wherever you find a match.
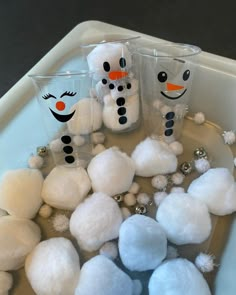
[87,42,140,132]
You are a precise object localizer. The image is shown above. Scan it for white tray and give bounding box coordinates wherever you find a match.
[1,20,236,295]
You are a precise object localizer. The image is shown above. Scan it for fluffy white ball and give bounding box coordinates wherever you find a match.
[128,182,140,194]
[154,191,168,206]
[188,168,236,215]
[99,242,118,260]
[0,216,41,271]
[42,166,91,210]
[194,158,210,173]
[70,192,123,251]
[124,193,136,206]
[67,98,103,135]
[28,155,44,169]
[121,207,132,220]
[0,169,43,219]
[195,253,215,273]
[136,193,150,205]
[72,135,85,146]
[171,172,185,185]
[91,132,105,144]
[168,141,184,155]
[74,255,134,295]
[152,175,168,190]
[52,214,69,232]
[149,258,211,295]
[0,271,13,294]
[25,237,80,295]
[49,138,63,153]
[132,138,178,177]
[92,144,106,156]
[156,193,211,245]
[87,148,135,196]
[194,112,205,125]
[222,130,236,145]
[119,214,167,271]
[38,204,53,218]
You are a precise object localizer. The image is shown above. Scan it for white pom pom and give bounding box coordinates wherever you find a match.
[168,141,184,155]
[92,144,106,156]
[52,214,69,232]
[170,187,185,193]
[160,105,172,116]
[151,175,168,190]
[132,279,142,295]
[0,271,13,294]
[49,139,63,152]
[166,245,179,259]
[171,172,185,185]
[195,158,210,174]
[124,193,136,206]
[153,99,163,110]
[38,204,53,218]
[234,157,236,167]
[28,155,44,169]
[222,130,236,145]
[153,191,168,206]
[136,193,150,205]
[128,182,140,194]
[195,253,215,272]
[121,207,132,220]
[91,132,105,144]
[194,112,206,124]
[72,135,85,146]
[99,242,118,260]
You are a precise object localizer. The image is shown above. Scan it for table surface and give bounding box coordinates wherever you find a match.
[0,0,236,98]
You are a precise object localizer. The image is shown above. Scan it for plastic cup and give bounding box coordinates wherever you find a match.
[29,71,95,167]
[137,43,201,142]
[81,37,141,133]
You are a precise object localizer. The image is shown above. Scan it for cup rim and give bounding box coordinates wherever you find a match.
[28,70,92,79]
[80,36,140,48]
[136,43,201,58]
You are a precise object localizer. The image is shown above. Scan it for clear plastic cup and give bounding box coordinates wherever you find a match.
[137,43,201,142]
[81,37,141,133]
[29,71,96,167]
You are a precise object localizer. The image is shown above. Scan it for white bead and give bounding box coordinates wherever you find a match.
[194,112,205,124]
[121,207,132,220]
[170,187,185,193]
[136,193,150,205]
[124,193,136,206]
[52,214,69,232]
[28,155,44,169]
[195,158,210,174]
[153,191,168,206]
[128,182,140,194]
[99,242,118,260]
[195,252,215,272]
[151,175,168,190]
[171,172,185,185]
[166,245,179,259]
[91,132,105,144]
[72,135,85,146]
[222,130,236,145]
[49,139,63,152]
[38,204,53,218]
[168,141,184,155]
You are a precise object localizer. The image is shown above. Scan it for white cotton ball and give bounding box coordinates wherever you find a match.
[166,245,179,260]
[91,132,105,144]
[52,214,69,232]
[28,155,44,169]
[152,175,168,190]
[121,207,132,220]
[74,255,133,295]
[92,144,106,156]
[160,105,172,117]
[188,168,236,215]
[124,193,136,206]
[128,182,140,194]
[99,242,118,260]
[0,209,7,217]
[70,192,122,251]
[153,99,164,110]
[25,237,80,295]
[171,172,185,185]
[132,137,178,177]
[194,112,205,125]
[110,78,139,99]
[168,141,184,155]
[42,166,91,210]
[0,216,41,271]
[170,187,185,193]
[49,138,63,153]
[119,214,167,271]
[38,204,53,218]
[195,253,215,273]
[174,103,188,118]
[194,158,210,173]
[136,193,150,205]
[0,169,43,219]
[149,258,211,295]
[67,98,103,135]
[156,193,211,245]
[132,280,142,295]
[154,192,168,206]
[222,130,236,145]
[72,135,85,146]
[87,148,135,196]
[0,271,13,294]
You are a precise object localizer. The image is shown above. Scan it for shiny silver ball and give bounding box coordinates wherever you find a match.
[113,194,124,203]
[37,146,48,157]
[193,147,208,159]
[180,162,193,175]
[135,204,147,215]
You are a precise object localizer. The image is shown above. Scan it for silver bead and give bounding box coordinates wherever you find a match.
[135,204,147,215]
[37,146,48,157]
[193,147,208,159]
[113,194,123,203]
[180,162,193,175]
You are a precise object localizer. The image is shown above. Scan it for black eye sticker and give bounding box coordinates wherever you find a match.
[183,70,190,81]
[103,61,110,72]
[119,57,126,68]
[157,71,168,83]
[42,93,56,100]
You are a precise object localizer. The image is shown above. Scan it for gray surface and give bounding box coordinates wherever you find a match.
[0,0,236,98]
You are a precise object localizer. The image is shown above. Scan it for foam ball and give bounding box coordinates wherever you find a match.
[152,175,168,190]
[188,168,236,215]
[72,135,85,146]
[70,192,123,251]
[52,214,69,232]
[121,207,132,220]
[42,166,91,210]
[0,216,41,271]
[119,214,167,271]
[128,182,140,194]
[154,192,168,206]
[49,139,63,153]
[124,193,136,206]
[149,258,211,295]
[99,242,118,260]
[194,112,205,125]
[92,144,106,156]
[171,172,185,185]
[91,132,105,144]
[75,255,134,295]
[166,246,179,260]
[156,193,211,245]
[0,271,13,294]
[67,98,102,135]
[136,193,150,205]
[38,204,53,218]
[25,237,80,295]
[132,138,178,177]
[222,130,236,145]
[28,155,44,169]
[194,158,210,174]
[87,148,135,196]
[195,253,215,273]
[0,169,43,219]
[168,141,184,155]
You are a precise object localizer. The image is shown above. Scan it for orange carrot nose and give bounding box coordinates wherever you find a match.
[166,82,184,91]
[108,71,128,80]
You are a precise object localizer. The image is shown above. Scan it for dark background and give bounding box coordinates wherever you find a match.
[0,0,236,97]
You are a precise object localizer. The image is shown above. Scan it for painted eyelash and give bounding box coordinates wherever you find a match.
[63,91,77,96]
[42,93,55,100]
